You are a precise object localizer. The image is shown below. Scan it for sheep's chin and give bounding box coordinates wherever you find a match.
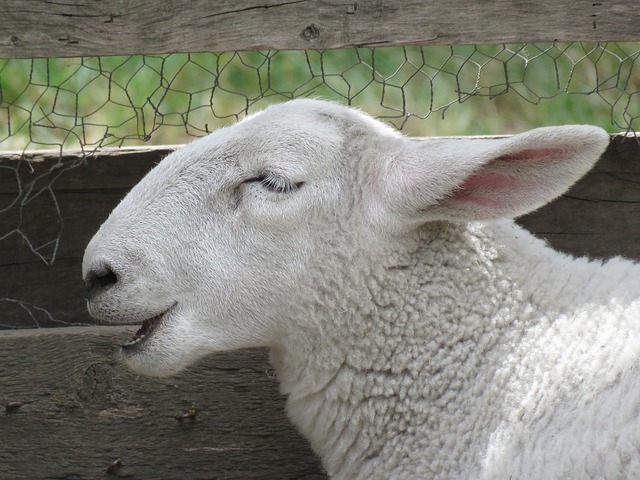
[119,347,190,377]
[118,304,193,377]
[119,335,192,377]
[120,350,189,377]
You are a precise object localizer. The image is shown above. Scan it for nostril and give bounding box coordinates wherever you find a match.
[86,265,118,296]
[95,270,118,287]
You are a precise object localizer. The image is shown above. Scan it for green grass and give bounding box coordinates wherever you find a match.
[0,42,638,151]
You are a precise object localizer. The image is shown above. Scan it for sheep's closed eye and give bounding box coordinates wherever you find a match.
[245,172,304,194]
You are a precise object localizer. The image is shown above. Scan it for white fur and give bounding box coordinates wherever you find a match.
[83,100,634,479]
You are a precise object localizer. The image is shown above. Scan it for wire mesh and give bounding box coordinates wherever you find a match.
[2,43,639,151]
[1,42,639,328]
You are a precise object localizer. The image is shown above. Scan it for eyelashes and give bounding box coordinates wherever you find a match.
[245,171,304,194]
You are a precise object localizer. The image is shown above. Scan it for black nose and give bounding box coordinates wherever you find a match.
[85,264,118,297]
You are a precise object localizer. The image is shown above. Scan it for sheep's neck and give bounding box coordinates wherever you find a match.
[270,220,640,479]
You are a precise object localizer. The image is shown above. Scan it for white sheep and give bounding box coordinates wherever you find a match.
[82,99,639,479]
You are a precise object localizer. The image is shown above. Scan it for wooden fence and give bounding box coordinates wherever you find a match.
[1,1,640,479]
[2,0,639,58]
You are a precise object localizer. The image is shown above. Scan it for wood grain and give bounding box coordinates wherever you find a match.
[0,326,325,479]
[1,0,639,59]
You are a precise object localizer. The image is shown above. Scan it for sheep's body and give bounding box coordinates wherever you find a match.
[82,99,637,478]
[276,219,640,479]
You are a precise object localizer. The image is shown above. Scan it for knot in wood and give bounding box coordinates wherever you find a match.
[79,362,115,406]
[302,24,320,41]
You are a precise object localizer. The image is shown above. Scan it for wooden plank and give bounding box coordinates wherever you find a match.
[1,134,639,329]
[0,326,325,479]
[1,0,639,59]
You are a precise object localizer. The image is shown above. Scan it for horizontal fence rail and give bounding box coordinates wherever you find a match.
[0,327,325,479]
[1,0,640,58]
[1,134,639,330]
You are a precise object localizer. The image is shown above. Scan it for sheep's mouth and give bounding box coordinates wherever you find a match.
[121,307,173,350]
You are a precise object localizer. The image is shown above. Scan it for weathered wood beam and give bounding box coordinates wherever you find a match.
[1,134,639,331]
[0,326,325,479]
[1,0,639,59]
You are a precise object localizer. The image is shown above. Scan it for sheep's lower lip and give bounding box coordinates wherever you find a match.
[121,307,173,351]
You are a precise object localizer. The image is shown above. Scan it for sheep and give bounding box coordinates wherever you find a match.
[81,99,639,479]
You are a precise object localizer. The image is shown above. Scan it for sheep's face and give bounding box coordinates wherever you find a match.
[83,101,371,375]
[83,99,608,376]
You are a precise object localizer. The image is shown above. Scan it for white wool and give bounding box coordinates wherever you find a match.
[83,99,635,479]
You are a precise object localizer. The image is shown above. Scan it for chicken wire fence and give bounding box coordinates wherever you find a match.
[3,43,640,151]
[1,41,640,327]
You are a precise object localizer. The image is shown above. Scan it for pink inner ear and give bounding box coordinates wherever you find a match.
[446,146,565,211]
[497,147,565,161]
[458,172,520,190]
[450,172,526,209]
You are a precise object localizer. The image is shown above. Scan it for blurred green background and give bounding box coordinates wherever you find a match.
[1,42,638,151]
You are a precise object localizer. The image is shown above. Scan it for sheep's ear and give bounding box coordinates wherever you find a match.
[379,126,609,223]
